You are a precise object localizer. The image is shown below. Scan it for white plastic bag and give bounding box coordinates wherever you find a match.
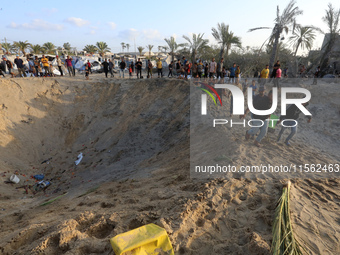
[74,153,83,165]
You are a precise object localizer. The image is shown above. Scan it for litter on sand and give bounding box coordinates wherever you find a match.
[110,223,174,255]
[75,153,83,165]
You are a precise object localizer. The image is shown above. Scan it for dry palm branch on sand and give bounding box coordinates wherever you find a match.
[271,181,306,255]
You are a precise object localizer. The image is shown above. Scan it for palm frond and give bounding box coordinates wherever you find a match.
[248,27,271,32]
[182,35,192,45]
[271,181,306,255]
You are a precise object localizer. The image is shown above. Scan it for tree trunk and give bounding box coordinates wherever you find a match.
[219,46,224,62]
[192,49,196,63]
[269,31,280,70]
[225,45,230,62]
[294,41,301,57]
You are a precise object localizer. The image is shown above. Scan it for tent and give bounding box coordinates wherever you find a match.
[74,57,102,72]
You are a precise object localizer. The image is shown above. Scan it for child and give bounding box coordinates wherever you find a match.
[38,65,43,77]
[5,58,15,78]
[85,65,89,80]
[49,64,55,77]
[249,80,257,98]
[129,64,133,78]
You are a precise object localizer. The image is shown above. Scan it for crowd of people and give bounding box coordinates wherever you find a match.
[0,54,325,86]
[0,55,79,78]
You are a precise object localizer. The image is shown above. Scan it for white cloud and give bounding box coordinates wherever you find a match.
[8,19,64,31]
[108,22,117,30]
[64,17,90,27]
[118,28,139,41]
[142,29,162,41]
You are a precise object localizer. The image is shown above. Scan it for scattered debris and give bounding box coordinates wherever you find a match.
[41,157,52,164]
[9,174,20,184]
[75,153,83,165]
[33,174,44,181]
[40,192,68,206]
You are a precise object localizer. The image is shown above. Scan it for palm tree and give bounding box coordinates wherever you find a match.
[96,42,111,57]
[30,44,42,54]
[248,0,303,69]
[164,36,187,62]
[137,46,144,56]
[2,42,14,55]
[83,45,98,54]
[13,40,31,56]
[212,23,242,61]
[146,44,154,59]
[63,42,71,54]
[121,42,125,52]
[318,3,340,73]
[126,43,130,53]
[162,46,169,54]
[43,42,56,54]
[182,33,209,62]
[289,25,316,56]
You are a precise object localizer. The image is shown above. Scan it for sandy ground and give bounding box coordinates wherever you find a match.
[0,74,339,255]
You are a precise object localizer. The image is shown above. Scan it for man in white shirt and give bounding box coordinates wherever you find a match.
[209,57,217,80]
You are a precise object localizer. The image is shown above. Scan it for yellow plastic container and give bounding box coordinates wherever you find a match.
[110,223,174,255]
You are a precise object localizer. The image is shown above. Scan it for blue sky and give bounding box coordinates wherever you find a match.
[1,0,339,55]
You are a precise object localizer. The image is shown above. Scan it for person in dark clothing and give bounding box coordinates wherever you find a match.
[130,61,134,73]
[270,60,280,80]
[108,59,114,77]
[147,59,153,78]
[0,62,5,77]
[102,59,109,78]
[241,87,272,147]
[119,58,126,78]
[277,102,311,146]
[14,55,27,77]
[312,66,320,85]
[182,56,187,66]
[168,61,173,77]
[216,58,224,79]
[204,63,209,80]
[136,58,142,78]
[0,58,6,77]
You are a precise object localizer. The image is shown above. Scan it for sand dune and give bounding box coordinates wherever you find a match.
[0,75,339,254]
